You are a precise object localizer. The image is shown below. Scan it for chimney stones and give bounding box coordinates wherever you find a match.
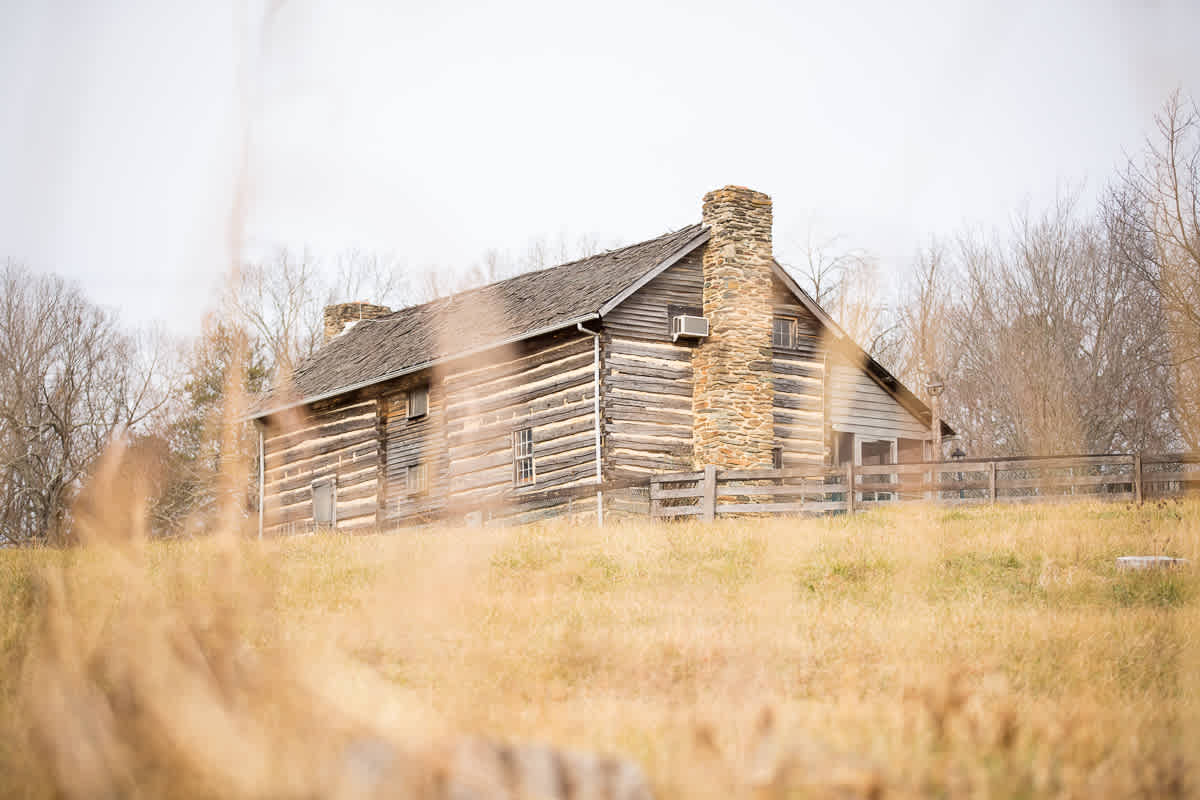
[692,186,776,469]
[323,302,392,343]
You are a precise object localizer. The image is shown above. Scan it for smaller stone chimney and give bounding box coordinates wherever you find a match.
[324,302,392,343]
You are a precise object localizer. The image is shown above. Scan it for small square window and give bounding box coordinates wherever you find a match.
[772,317,796,350]
[407,385,429,419]
[772,446,784,470]
[406,462,427,494]
[513,428,535,486]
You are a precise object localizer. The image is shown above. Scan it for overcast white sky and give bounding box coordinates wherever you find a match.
[2,0,1197,334]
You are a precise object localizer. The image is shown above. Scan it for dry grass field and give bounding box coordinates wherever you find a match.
[1,501,1197,799]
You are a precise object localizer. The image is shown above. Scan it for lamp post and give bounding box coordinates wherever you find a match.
[926,372,945,462]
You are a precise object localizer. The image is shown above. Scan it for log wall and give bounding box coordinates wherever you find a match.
[440,330,602,522]
[383,377,448,521]
[261,397,380,534]
[771,299,826,469]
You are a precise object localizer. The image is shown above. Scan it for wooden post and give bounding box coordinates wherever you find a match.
[1134,453,1143,505]
[845,462,856,514]
[988,461,997,504]
[700,465,717,523]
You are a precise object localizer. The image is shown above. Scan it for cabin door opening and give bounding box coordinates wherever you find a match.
[858,439,896,501]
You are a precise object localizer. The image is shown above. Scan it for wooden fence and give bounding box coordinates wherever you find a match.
[649,453,1200,521]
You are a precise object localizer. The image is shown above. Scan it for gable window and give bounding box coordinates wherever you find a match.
[513,427,535,486]
[772,317,797,350]
[407,385,429,419]
[405,462,428,494]
[312,477,336,526]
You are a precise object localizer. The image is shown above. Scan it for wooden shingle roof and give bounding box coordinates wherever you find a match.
[250,224,707,417]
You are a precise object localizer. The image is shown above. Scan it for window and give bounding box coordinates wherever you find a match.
[312,478,336,526]
[513,427,535,486]
[772,317,796,350]
[405,462,428,494]
[772,446,784,470]
[407,385,429,419]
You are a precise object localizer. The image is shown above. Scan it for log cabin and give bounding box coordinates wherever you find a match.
[248,186,954,532]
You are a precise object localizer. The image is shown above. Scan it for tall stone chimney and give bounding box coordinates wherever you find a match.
[692,186,776,469]
[323,302,392,343]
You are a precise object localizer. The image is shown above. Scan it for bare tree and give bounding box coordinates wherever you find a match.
[937,195,1174,456]
[223,247,407,382]
[893,239,958,402]
[780,230,898,363]
[1107,91,1200,447]
[0,262,174,543]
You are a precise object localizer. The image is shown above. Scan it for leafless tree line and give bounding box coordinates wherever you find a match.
[0,235,605,542]
[3,93,1194,541]
[784,92,1200,457]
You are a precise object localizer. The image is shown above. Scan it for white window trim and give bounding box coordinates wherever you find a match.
[513,427,536,486]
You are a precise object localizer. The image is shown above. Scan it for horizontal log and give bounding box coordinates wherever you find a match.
[604,338,692,362]
[606,353,691,379]
[265,411,375,453]
[266,428,377,471]
[265,442,378,484]
[445,349,593,400]
[443,334,592,390]
[446,369,594,418]
[605,374,692,398]
[447,398,593,448]
[262,399,376,432]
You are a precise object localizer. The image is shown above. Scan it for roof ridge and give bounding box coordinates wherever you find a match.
[378,223,704,318]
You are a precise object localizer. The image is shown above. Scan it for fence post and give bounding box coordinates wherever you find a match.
[1134,453,1143,505]
[988,462,997,504]
[845,462,856,514]
[700,465,717,523]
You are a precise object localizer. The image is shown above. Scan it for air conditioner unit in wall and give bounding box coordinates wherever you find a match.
[671,314,710,342]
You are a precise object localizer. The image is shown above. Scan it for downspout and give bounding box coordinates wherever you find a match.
[257,427,265,540]
[576,321,604,526]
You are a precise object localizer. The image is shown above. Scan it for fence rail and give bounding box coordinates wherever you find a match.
[649,453,1200,521]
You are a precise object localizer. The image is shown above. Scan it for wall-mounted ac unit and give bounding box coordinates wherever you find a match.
[671,314,709,342]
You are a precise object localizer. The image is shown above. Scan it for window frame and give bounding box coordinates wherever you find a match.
[772,316,798,350]
[407,385,430,419]
[771,446,784,470]
[405,462,428,495]
[513,427,535,486]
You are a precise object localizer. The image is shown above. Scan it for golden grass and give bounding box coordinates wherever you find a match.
[1,501,1198,798]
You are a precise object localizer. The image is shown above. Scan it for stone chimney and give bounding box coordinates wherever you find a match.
[323,302,392,343]
[692,186,776,469]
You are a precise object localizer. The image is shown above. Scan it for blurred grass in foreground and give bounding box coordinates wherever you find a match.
[1,501,1197,798]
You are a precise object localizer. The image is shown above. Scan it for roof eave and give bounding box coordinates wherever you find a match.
[244,312,601,421]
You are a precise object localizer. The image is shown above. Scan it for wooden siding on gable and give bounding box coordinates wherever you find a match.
[829,362,930,440]
[602,249,702,342]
